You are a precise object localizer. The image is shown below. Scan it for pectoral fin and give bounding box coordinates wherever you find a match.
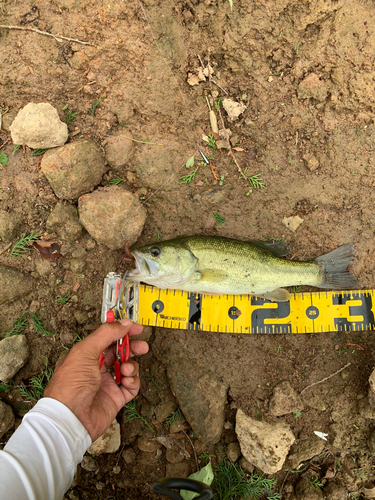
[263,288,291,302]
[194,269,229,283]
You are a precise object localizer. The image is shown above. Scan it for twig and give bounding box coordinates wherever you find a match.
[0,242,12,255]
[120,135,163,146]
[216,106,247,179]
[211,78,228,95]
[0,139,10,150]
[197,54,205,70]
[300,363,351,394]
[280,470,289,495]
[0,25,94,46]
[183,430,198,471]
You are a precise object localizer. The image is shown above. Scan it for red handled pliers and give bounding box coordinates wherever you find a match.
[99,311,130,384]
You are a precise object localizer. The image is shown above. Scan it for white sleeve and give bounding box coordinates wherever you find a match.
[0,397,92,500]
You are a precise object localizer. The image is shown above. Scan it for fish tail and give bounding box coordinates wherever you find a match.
[315,243,357,289]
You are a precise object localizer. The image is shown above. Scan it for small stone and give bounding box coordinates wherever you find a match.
[368,368,375,408]
[303,153,320,171]
[323,482,348,500]
[10,103,68,148]
[1,110,17,132]
[298,73,328,102]
[235,409,295,474]
[295,478,323,500]
[239,457,254,473]
[88,419,121,455]
[216,139,230,149]
[224,421,233,430]
[78,186,147,249]
[0,210,22,242]
[282,216,304,233]
[112,465,121,474]
[96,482,105,491]
[166,448,184,463]
[269,381,304,416]
[154,400,179,423]
[85,238,96,250]
[81,455,99,472]
[226,442,241,462]
[41,140,107,200]
[268,76,274,82]
[0,401,15,439]
[35,259,54,276]
[60,327,75,346]
[46,203,83,241]
[187,73,200,86]
[358,396,375,419]
[74,311,88,325]
[122,448,136,464]
[0,266,34,304]
[288,435,325,468]
[70,259,86,273]
[222,98,247,122]
[71,247,86,259]
[368,430,375,454]
[165,462,191,478]
[104,134,134,170]
[137,437,158,453]
[0,335,30,383]
[111,100,134,124]
[328,423,346,448]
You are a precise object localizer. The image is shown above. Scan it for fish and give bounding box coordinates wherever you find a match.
[127,236,356,301]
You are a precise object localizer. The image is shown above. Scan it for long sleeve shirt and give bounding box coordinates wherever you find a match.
[0,398,91,500]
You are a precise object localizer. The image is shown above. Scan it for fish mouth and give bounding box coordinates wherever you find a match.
[127,250,158,280]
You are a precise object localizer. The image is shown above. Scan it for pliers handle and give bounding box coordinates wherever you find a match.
[99,329,130,384]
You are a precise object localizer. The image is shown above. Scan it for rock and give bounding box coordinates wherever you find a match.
[80,455,99,472]
[165,462,191,478]
[0,335,30,383]
[323,482,347,500]
[295,478,323,500]
[46,202,83,241]
[9,103,68,148]
[269,381,304,416]
[88,419,121,455]
[1,110,17,132]
[303,154,320,172]
[154,400,179,424]
[368,368,375,408]
[161,343,228,445]
[235,409,295,474]
[302,394,327,412]
[222,98,247,122]
[137,437,158,453]
[110,100,134,125]
[216,139,230,149]
[0,266,33,304]
[282,215,304,233]
[226,442,241,462]
[41,140,107,199]
[0,401,15,439]
[104,134,134,170]
[358,396,375,419]
[288,435,325,468]
[35,259,54,276]
[166,448,184,463]
[70,259,85,273]
[298,73,328,102]
[187,73,201,86]
[239,457,254,473]
[328,423,346,449]
[113,465,121,474]
[122,447,136,464]
[368,431,375,454]
[78,186,147,249]
[60,327,75,346]
[74,311,88,325]
[0,210,22,242]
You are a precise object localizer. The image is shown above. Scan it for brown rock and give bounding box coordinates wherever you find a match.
[0,335,30,383]
[303,153,320,171]
[226,442,241,462]
[165,462,191,478]
[288,435,325,468]
[137,437,158,453]
[298,73,327,101]
[46,202,83,241]
[88,419,121,455]
[0,210,22,242]
[269,380,304,416]
[0,266,33,304]
[122,447,136,464]
[104,134,134,170]
[0,401,15,439]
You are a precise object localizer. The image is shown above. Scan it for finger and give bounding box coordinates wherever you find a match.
[120,376,140,403]
[80,320,144,358]
[120,360,139,377]
[129,339,149,357]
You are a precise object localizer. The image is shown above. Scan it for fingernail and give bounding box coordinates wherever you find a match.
[120,318,132,326]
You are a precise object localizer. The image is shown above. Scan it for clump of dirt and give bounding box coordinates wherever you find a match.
[1,0,375,498]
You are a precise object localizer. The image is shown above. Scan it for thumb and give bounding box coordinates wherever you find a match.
[81,319,133,358]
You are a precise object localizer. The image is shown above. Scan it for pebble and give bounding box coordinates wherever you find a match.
[10,103,68,148]
[222,98,247,122]
[137,437,158,453]
[104,134,134,170]
[88,419,121,455]
[0,401,15,439]
[122,447,136,464]
[80,455,98,472]
[268,380,304,416]
[0,266,34,304]
[46,203,83,241]
[0,210,22,242]
[226,442,241,462]
[0,335,30,383]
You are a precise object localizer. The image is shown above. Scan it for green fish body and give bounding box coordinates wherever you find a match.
[127,236,356,301]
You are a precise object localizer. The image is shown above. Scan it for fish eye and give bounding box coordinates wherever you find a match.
[150,247,161,258]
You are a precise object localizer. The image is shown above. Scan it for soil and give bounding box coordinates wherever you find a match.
[1,0,375,498]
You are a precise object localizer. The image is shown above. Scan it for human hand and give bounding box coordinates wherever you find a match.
[44,319,148,442]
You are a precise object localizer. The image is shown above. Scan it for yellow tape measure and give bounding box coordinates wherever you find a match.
[102,274,375,334]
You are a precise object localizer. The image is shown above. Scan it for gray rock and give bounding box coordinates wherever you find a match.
[81,455,99,472]
[295,478,323,500]
[161,343,228,445]
[46,202,83,241]
[239,457,254,473]
[0,335,30,383]
[10,103,68,148]
[200,188,229,205]
[104,134,134,170]
[226,442,241,462]
[0,400,15,438]
[88,419,121,455]
[269,381,304,416]
[41,140,107,199]
[368,367,375,408]
[122,447,136,464]
[222,98,246,122]
[0,210,22,242]
[0,266,33,304]
[235,409,295,474]
[154,400,179,424]
[288,435,326,468]
[1,110,17,132]
[78,186,147,249]
[323,482,347,500]
[298,73,328,102]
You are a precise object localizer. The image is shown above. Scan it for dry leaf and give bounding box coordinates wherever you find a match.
[282,215,304,233]
[323,466,336,479]
[232,147,245,151]
[33,241,61,261]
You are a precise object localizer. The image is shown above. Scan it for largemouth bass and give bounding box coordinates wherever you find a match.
[127,236,356,301]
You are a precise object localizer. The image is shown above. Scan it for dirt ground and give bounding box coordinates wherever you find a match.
[2,0,375,498]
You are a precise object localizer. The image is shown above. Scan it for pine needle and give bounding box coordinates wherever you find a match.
[28,311,53,336]
[124,400,153,431]
[9,232,42,257]
[165,408,184,427]
[3,314,28,338]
